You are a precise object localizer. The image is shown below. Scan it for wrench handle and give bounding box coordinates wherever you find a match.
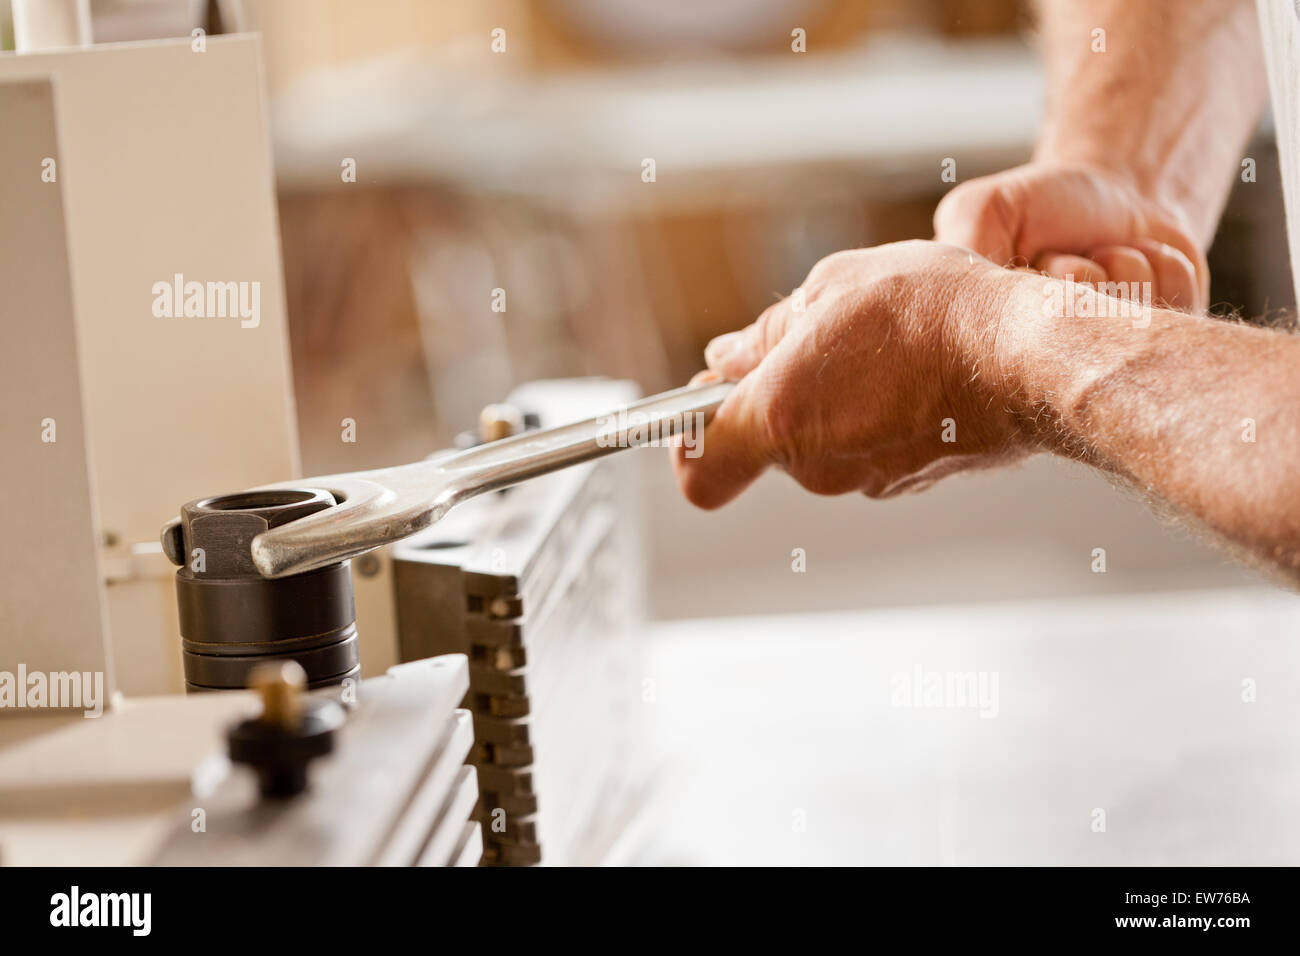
[441,381,735,497]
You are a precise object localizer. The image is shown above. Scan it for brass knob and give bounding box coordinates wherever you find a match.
[478,403,524,444]
[249,660,306,730]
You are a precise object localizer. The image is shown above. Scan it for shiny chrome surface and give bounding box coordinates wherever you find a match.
[248,381,734,578]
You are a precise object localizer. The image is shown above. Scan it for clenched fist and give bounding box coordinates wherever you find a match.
[672,240,1031,508]
[934,163,1208,312]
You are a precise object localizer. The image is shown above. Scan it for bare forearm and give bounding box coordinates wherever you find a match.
[1034,0,1267,245]
[996,271,1300,578]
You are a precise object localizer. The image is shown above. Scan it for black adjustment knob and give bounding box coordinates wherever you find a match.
[226,662,346,798]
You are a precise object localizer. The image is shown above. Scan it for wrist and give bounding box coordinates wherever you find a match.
[978,265,1066,449]
[938,259,1042,450]
[982,267,1045,421]
[985,265,1175,456]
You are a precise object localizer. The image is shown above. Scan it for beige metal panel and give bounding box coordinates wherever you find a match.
[446,820,484,867]
[0,35,301,553]
[414,765,479,867]
[148,656,472,866]
[374,709,473,866]
[0,689,255,801]
[0,78,114,691]
[0,657,476,866]
[0,689,257,865]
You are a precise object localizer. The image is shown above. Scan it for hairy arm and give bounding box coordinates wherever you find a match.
[998,269,1300,575]
[935,0,1268,310]
[1033,0,1268,247]
[677,2,1286,578]
[676,242,1300,585]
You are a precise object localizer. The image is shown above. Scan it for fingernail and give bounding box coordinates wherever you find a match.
[705,331,743,367]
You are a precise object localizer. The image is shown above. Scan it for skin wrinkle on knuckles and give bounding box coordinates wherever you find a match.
[1037,253,1108,285]
[1089,245,1156,288]
[686,244,1031,508]
[1133,239,1199,310]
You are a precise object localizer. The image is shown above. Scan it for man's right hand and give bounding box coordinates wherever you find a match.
[933,162,1209,313]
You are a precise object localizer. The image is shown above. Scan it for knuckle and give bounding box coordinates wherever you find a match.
[805,249,858,285]
[754,386,798,466]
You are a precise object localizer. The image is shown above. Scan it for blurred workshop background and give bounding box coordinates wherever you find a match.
[234,0,1288,613]
[238,0,1299,863]
[4,0,1279,610]
[6,0,1295,865]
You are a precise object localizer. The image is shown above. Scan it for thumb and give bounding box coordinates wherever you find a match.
[672,369,773,509]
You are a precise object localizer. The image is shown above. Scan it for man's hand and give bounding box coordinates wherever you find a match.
[933,162,1208,312]
[929,0,1270,316]
[673,240,1026,508]
[675,239,1300,584]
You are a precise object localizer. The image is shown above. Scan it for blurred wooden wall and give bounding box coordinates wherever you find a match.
[279,186,674,474]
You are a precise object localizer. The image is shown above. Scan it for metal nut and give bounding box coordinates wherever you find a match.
[173,488,335,577]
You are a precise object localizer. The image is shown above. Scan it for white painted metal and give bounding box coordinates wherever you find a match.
[0,77,114,696]
[0,36,301,695]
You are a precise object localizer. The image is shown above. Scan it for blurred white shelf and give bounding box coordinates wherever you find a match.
[271,35,1043,202]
